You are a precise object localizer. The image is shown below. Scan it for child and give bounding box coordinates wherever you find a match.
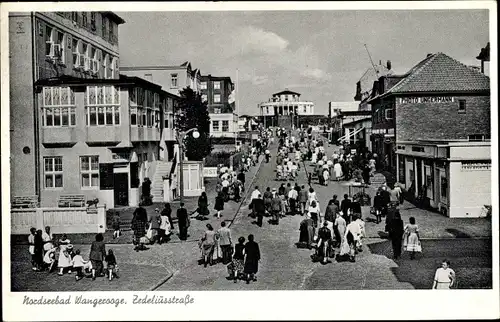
[43,245,57,273]
[105,249,119,281]
[112,212,121,239]
[72,249,89,281]
[28,228,36,271]
[57,235,72,276]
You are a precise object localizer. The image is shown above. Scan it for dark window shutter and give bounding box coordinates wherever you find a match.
[99,163,114,190]
[130,162,139,188]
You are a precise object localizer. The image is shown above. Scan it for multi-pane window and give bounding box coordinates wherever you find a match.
[82,12,88,27]
[385,108,394,120]
[212,120,220,132]
[110,57,116,78]
[214,81,221,90]
[201,94,208,102]
[102,16,108,39]
[214,108,221,114]
[45,26,65,64]
[214,94,221,103]
[200,82,207,90]
[103,54,108,78]
[222,120,229,132]
[458,100,466,113]
[109,20,114,43]
[131,88,155,128]
[44,157,63,188]
[80,156,99,188]
[171,74,178,88]
[303,106,307,113]
[90,12,96,32]
[85,86,120,126]
[42,87,76,127]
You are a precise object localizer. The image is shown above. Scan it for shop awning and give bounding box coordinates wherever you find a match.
[338,127,365,142]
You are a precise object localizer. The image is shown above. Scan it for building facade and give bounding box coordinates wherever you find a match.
[120,62,201,97]
[368,52,490,217]
[259,90,315,128]
[200,75,238,139]
[9,11,125,198]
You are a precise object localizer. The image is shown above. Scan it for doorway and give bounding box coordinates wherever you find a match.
[416,159,423,195]
[114,173,129,206]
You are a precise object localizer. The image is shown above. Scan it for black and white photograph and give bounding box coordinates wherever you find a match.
[1,1,498,321]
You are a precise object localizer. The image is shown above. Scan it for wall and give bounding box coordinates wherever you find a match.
[10,13,37,196]
[396,95,490,141]
[210,113,238,138]
[121,68,188,96]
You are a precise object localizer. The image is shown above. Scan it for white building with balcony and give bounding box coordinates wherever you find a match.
[259,90,315,116]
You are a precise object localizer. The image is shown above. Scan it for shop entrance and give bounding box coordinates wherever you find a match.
[114,173,129,206]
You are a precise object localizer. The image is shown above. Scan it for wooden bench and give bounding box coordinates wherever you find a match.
[57,195,86,208]
[11,195,39,208]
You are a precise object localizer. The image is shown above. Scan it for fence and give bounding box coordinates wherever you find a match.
[11,206,107,235]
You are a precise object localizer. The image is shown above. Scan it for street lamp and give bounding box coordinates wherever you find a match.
[176,127,199,204]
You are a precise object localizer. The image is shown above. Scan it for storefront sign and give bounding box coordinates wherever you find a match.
[371,173,387,187]
[400,97,454,104]
[203,167,218,178]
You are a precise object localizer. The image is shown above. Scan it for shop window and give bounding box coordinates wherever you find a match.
[80,156,99,188]
[458,100,466,113]
[44,157,63,188]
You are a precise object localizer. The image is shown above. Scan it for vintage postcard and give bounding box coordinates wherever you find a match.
[2,1,498,321]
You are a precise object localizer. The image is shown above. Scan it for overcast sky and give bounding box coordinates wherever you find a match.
[117,10,489,115]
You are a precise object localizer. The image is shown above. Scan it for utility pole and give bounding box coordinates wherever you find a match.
[364,44,380,78]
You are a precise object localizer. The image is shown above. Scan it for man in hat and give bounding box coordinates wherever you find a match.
[253,194,266,227]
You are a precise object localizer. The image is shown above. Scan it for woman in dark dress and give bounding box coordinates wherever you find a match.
[196,192,210,220]
[131,206,148,251]
[214,192,225,219]
[227,236,246,283]
[389,211,405,259]
[298,217,314,249]
[89,233,106,280]
[244,234,261,284]
[33,230,44,270]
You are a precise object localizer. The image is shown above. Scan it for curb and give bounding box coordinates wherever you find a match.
[149,271,175,291]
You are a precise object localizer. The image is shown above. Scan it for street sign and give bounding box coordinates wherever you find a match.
[371,173,387,187]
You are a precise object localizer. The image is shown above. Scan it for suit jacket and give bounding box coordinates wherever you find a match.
[217,227,232,246]
[253,198,266,213]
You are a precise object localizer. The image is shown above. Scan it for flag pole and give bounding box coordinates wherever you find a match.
[235,68,239,148]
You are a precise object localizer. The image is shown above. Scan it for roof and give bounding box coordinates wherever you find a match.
[272,89,301,96]
[201,75,233,84]
[101,12,126,25]
[387,52,490,94]
[476,42,490,61]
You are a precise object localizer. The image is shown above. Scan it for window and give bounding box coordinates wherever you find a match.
[266,107,270,114]
[90,12,96,32]
[85,86,120,126]
[102,54,108,78]
[110,57,117,78]
[222,120,229,132]
[144,73,153,81]
[82,43,90,71]
[411,146,425,152]
[109,20,114,43]
[171,74,178,88]
[214,108,221,114]
[164,118,169,128]
[71,12,79,24]
[201,94,208,102]
[458,100,466,113]
[90,47,99,75]
[200,82,207,90]
[440,177,447,199]
[42,87,76,127]
[131,107,137,125]
[44,157,63,188]
[214,81,221,90]
[80,156,99,188]
[214,94,221,103]
[385,108,394,120]
[72,38,82,69]
[303,106,307,113]
[82,12,88,27]
[45,27,65,64]
[468,134,485,142]
[212,120,220,132]
[102,16,108,39]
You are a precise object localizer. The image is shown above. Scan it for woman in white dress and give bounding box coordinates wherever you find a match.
[322,165,330,186]
[432,260,456,289]
[57,235,72,275]
[311,153,318,164]
[333,162,343,181]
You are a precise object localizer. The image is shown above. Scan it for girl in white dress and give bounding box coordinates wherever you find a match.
[57,235,72,275]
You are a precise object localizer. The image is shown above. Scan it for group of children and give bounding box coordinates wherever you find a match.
[29,228,120,281]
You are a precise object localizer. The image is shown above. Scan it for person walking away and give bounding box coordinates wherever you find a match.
[344,220,361,262]
[251,194,265,227]
[271,193,282,225]
[112,212,121,239]
[221,177,230,202]
[308,200,321,229]
[333,161,343,181]
[354,214,366,251]
[159,207,172,245]
[250,186,261,218]
[199,224,217,267]
[394,182,404,205]
[217,221,233,265]
[196,192,210,220]
[228,237,246,283]
[177,203,190,241]
[105,249,119,280]
[433,260,456,289]
[89,233,106,280]
[148,208,162,244]
[42,226,54,253]
[373,191,384,224]
[324,200,336,236]
[28,228,37,271]
[237,170,246,189]
[72,249,89,281]
[334,212,346,248]
[341,194,352,224]
[214,192,225,219]
[299,186,308,215]
[307,188,318,208]
[316,222,333,264]
[132,206,148,251]
[33,230,44,271]
[244,234,261,284]
[388,210,404,259]
[265,148,271,163]
[350,200,362,224]
[403,216,421,260]
[141,178,152,206]
[263,187,273,214]
[288,185,298,216]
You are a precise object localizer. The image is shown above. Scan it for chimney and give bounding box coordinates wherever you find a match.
[386,60,392,70]
[379,60,382,65]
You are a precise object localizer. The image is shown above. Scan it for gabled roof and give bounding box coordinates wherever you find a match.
[387,52,490,94]
[272,89,301,96]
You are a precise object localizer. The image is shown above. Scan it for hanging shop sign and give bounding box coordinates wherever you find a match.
[400,97,454,104]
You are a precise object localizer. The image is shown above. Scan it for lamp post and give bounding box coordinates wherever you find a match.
[176,127,200,205]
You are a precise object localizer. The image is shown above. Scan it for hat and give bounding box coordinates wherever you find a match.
[66,244,74,250]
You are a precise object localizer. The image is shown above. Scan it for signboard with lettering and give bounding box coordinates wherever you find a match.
[371,173,387,187]
[400,97,454,104]
[203,167,218,178]
[112,152,130,163]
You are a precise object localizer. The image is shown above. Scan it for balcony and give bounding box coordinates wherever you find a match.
[42,127,78,146]
[85,126,124,145]
[163,128,176,141]
[131,126,161,142]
